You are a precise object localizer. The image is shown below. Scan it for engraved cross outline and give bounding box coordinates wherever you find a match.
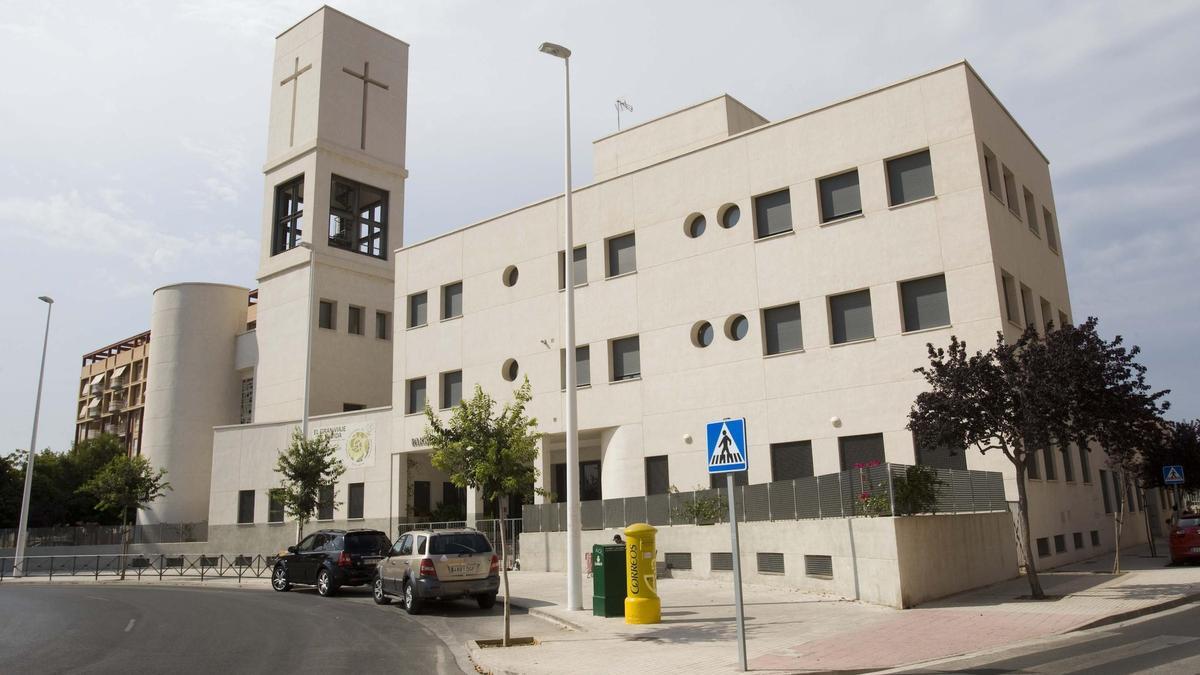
[342,61,389,150]
[280,57,313,147]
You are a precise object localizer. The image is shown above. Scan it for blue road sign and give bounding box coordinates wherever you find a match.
[706,418,748,474]
[1164,465,1185,486]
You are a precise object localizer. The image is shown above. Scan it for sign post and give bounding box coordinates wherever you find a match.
[706,418,748,672]
[1164,465,1186,527]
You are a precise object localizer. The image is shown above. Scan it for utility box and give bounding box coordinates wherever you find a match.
[592,544,627,617]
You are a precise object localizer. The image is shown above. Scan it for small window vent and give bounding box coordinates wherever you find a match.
[664,553,692,571]
[1037,537,1051,557]
[710,552,733,571]
[804,554,833,579]
[756,552,785,575]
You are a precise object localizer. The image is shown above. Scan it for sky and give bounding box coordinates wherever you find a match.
[1,0,1198,455]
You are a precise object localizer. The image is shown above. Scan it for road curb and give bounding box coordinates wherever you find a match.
[1070,591,1200,632]
[503,596,584,632]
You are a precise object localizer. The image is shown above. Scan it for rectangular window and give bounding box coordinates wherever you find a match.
[406,377,426,415]
[606,233,637,277]
[762,303,803,355]
[319,300,335,330]
[1024,189,1039,236]
[560,345,591,389]
[1040,298,1053,334]
[710,471,748,489]
[440,370,463,409]
[1054,534,1066,554]
[1061,446,1074,482]
[1001,272,1020,324]
[268,489,284,523]
[1058,310,1070,329]
[1020,284,1037,329]
[644,455,670,495]
[441,282,463,320]
[558,245,588,289]
[756,552,785,575]
[754,188,793,239]
[1044,208,1059,253]
[887,149,934,205]
[983,146,1001,198]
[610,336,641,381]
[442,482,466,514]
[412,481,431,516]
[838,433,885,470]
[1091,530,1100,547]
[239,377,254,424]
[804,554,833,579]
[318,485,334,520]
[818,169,861,223]
[711,552,733,571]
[900,275,951,335]
[1036,537,1050,558]
[342,403,366,412]
[347,305,364,335]
[407,291,427,328]
[1042,447,1057,480]
[829,289,874,344]
[1073,532,1084,549]
[271,175,304,255]
[551,463,566,503]
[237,490,255,524]
[1002,166,1020,216]
[348,482,364,519]
[376,311,390,340]
[581,460,602,502]
[328,175,388,259]
[915,435,968,470]
[770,441,814,481]
[1026,448,1041,479]
[1100,469,1112,513]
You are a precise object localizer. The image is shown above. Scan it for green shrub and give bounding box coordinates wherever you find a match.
[892,465,945,515]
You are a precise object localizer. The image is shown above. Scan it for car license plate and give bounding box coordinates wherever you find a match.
[1190,547,1200,553]
[448,563,477,575]
[363,556,381,564]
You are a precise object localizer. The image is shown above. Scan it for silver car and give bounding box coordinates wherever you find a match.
[373,528,500,614]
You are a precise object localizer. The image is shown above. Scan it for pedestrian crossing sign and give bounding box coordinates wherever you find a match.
[1163,465,1185,485]
[706,418,748,474]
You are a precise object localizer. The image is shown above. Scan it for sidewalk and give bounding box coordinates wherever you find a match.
[473,542,1200,674]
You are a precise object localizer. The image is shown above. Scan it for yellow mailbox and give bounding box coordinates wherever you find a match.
[623,523,661,624]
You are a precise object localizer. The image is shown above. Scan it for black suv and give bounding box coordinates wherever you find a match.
[272,529,391,597]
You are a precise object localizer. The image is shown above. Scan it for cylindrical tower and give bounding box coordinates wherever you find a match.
[141,283,249,525]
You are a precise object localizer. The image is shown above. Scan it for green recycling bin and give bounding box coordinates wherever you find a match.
[592,543,627,617]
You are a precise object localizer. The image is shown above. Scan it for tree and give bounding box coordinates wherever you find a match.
[1,435,127,529]
[909,318,1166,598]
[78,455,171,580]
[425,378,541,647]
[1139,419,1200,523]
[0,452,23,528]
[274,429,345,543]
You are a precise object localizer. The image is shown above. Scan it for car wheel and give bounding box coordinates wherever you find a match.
[373,574,391,605]
[402,580,423,615]
[476,593,497,610]
[316,568,337,597]
[271,565,291,592]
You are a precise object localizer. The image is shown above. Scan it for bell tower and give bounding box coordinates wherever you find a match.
[251,7,408,424]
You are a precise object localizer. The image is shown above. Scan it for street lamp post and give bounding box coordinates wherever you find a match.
[539,40,583,612]
[298,242,316,440]
[14,295,54,578]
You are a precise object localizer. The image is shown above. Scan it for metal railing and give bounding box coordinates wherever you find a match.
[0,522,208,548]
[522,463,1007,533]
[392,518,523,562]
[0,553,278,582]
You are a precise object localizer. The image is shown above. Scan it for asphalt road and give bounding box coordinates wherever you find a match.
[0,583,489,674]
[898,601,1200,674]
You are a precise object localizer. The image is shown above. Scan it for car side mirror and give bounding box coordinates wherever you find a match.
[287,545,297,553]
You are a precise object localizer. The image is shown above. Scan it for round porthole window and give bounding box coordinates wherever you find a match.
[720,204,741,229]
[502,265,519,287]
[725,314,749,341]
[686,214,707,239]
[502,358,519,382]
[692,321,715,348]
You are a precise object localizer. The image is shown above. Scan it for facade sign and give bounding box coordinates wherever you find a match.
[314,421,376,468]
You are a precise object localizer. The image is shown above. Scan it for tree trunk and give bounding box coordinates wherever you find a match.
[296,519,304,545]
[119,509,130,581]
[1013,459,1044,598]
[499,494,511,647]
[1113,475,1125,574]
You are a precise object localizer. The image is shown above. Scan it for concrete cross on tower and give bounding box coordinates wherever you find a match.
[279,57,313,147]
[342,61,389,150]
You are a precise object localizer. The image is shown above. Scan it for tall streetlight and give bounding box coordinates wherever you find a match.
[539,40,582,611]
[297,241,316,440]
[14,295,54,578]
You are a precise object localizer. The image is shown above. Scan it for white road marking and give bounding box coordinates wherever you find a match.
[1032,635,1196,673]
[86,595,109,602]
[124,619,136,633]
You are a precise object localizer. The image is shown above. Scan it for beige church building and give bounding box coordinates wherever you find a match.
[99,7,1159,603]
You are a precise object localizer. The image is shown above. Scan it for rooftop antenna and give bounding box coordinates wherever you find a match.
[615,98,633,131]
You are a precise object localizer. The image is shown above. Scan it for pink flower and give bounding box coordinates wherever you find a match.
[859,492,870,500]
[853,462,864,469]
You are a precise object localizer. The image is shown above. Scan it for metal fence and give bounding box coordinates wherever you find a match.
[0,553,278,582]
[391,518,523,562]
[522,463,1007,533]
[0,522,208,549]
